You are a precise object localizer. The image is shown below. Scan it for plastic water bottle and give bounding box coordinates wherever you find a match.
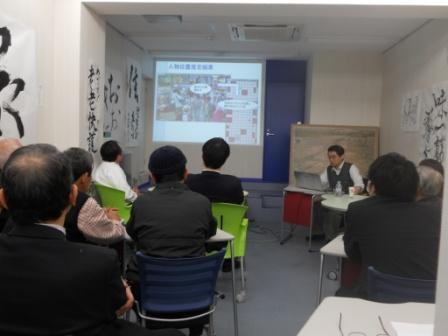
[335,181,343,196]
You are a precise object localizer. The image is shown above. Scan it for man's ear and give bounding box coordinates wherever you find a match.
[0,189,8,210]
[367,182,376,196]
[149,172,157,184]
[182,168,189,182]
[69,184,78,206]
[80,172,91,187]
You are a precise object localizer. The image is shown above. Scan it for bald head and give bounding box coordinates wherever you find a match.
[1,144,73,224]
[0,138,22,169]
[417,165,444,199]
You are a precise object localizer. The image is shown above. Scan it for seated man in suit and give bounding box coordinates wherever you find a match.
[64,147,126,245]
[94,140,138,203]
[186,137,244,204]
[342,153,441,299]
[126,145,217,336]
[0,144,178,336]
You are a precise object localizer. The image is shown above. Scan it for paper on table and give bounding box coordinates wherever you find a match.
[391,322,434,336]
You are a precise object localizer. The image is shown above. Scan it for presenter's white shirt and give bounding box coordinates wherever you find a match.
[93,161,137,202]
[320,161,364,189]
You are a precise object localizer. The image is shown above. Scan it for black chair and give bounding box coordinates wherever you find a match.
[135,249,226,335]
[367,266,436,303]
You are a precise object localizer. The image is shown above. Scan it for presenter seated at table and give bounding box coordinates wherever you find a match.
[312,145,365,241]
[341,153,442,299]
[126,145,217,336]
[93,140,139,203]
[64,147,126,245]
[320,144,364,195]
[186,137,244,205]
[0,144,179,336]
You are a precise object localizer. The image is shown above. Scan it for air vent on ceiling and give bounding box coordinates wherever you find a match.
[142,15,182,23]
[229,24,300,42]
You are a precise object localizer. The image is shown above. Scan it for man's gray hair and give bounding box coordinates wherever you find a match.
[418,165,444,197]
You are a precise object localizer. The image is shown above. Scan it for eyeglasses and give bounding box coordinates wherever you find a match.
[338,313,392,336]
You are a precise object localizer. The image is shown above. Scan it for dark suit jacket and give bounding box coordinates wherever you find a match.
[126,181,217,282]
[343,196,441,298]
[0,223,127,336]
[186,171,244,204]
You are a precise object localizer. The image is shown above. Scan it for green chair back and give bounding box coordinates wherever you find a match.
[211,202,248,259]
[94,182,131,224]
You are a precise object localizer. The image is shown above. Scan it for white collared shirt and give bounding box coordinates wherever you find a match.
[93,161,137,202]
[35,223,66,235]
[320,161,364,189]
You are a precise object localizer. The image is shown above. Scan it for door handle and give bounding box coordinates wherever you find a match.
[266,131,275,136]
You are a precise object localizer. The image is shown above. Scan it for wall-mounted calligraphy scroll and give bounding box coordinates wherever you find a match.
[86,61,101,153]
[126,58,142,147]
[0,13,37,143]
[400,90,421,132]
[420,82,448,162]
[103,68,124,141]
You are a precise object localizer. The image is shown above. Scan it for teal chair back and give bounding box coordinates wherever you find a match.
[211,203,248,259]
[94,182,131,223]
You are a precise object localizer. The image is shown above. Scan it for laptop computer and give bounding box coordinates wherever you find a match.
[295,171,326,191]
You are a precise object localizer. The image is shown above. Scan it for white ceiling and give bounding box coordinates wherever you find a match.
[90,2,448,59]
[105,14,430,58]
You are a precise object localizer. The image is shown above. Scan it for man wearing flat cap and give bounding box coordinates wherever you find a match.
[125,145,217,336]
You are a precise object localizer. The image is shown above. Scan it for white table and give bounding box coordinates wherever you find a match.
[297,297,435,336]
[316,195,368,304]
[281,185,325,249]
[317,234,347,305]
[207,229,239,336]
[321,193,368,212]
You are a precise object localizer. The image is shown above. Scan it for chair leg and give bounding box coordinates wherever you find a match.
[240,257,246,289]
[236,257,246,303]
[206,312,216,336]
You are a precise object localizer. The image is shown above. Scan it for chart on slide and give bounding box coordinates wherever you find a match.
[225,109,258,144]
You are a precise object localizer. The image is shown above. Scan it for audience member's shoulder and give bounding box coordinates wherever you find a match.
[185,173,199,184]
[186,187,212,204]
[70,241,118,261]
[347,195,377,211]
[417,196,443,210]
[221,173,242,182]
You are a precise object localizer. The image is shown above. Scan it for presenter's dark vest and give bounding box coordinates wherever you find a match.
[64,191,89,243]
[327,162,353,194]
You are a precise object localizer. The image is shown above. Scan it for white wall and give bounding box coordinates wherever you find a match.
[381,19,448,162]
[308,52,382,127]
[0,0,106,150]
[105,24,154,184]
[0,0,62,145]
[379,19,448,335]
[79,5,106,154]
